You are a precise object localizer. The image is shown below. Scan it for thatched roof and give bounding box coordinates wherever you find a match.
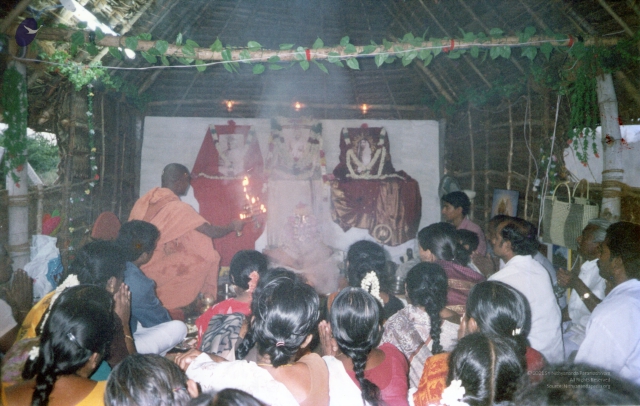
[3,0,639,122]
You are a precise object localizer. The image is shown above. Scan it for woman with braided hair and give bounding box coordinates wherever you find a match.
[344,240,404,321]
[418,222,485,316]
[4,285,115,406]
[174,269,329,406]
[320,287,409,406]
[380,262,459,388]
[414,281,545,406]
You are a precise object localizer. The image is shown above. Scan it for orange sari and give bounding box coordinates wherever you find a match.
[413,353,449,406]
[129,187,220,310]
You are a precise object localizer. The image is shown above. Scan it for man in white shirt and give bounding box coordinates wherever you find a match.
[488,217,564,363]
[575,221,640,385]
[557,218,610,359]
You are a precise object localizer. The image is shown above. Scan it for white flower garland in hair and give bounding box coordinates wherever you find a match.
[440,379,468,406]
[361,271,383,304]
[39,274,80,330]
[28,346,40,361]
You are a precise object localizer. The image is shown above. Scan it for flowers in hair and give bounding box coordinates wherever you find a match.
[361,271,383,304]
[247,271,259,294]
[40,274,80,330]
[440,379,468,406]
[28,346,40,361]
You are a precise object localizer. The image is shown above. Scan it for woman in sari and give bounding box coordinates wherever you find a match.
[417,222,485,316]
[414,281,545,406]
[175,269,329,406]
[321,287,409,406]
[380,262,459,388]
[4,285,114,406]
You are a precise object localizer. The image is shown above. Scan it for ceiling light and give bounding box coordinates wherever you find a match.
[226,100,234,112]
[361,104,368,114]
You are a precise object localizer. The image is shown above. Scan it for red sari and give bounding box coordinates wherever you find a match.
[436,259,485,316]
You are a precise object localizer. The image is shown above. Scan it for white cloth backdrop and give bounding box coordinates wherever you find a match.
[140,117,440,261]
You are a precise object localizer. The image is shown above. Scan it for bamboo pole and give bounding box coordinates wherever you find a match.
[468,103,475,220]
[524,93,532,221]
[456,0,525,74]
[596,0,635,37]
[118,124,126,219]
[33,27,619,63]
[5,61,30,269]
[627,0,640,18]
[100,95,106,191]
[416,0,492,89]
[506,99,514,190]
[111,101,120,213]
[597,73,623,221]
[516,0,550,31]
[484,121,490,224]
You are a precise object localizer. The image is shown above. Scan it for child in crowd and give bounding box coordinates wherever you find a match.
[105,353,198,406]
[195,250,267,348]
[117,220,187,355]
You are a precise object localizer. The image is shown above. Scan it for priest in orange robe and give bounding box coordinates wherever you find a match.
[129,163,243,311]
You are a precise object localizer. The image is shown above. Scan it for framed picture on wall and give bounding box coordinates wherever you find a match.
[491,189,519,217]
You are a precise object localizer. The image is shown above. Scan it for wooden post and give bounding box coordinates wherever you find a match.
[484,121,490,225]
[5,62,30,269]
[506,99,514,190]
[524,93,532,221]
[468,103,476,220]
[597,73,623,221]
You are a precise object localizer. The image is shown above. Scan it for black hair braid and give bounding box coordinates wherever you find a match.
[427,304,443,355]
[30,347,58,406]
[343,346,382,406]
[510,333,529,370]
[406,263,448,355]
[235,327,256,360]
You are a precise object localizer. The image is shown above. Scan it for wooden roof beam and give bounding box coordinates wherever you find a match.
[416,0,493,89]
[382,2,455,104]
[456,0,526,74]
[596,0,635,37]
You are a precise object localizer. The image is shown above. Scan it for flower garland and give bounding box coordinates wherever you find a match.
[361,271,383,304]
[39,274,80,332]
[440,379,468,406]
[1,66,28,185]
[85,84,99,194]
[28,345,40,361]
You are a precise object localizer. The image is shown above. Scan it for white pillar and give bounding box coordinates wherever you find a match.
[596,73,623,222]
[5,62,30,269]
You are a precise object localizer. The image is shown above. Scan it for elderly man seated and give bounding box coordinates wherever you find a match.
[557,218,611,359]
[488,216,563,363]
[575,221,640,385]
